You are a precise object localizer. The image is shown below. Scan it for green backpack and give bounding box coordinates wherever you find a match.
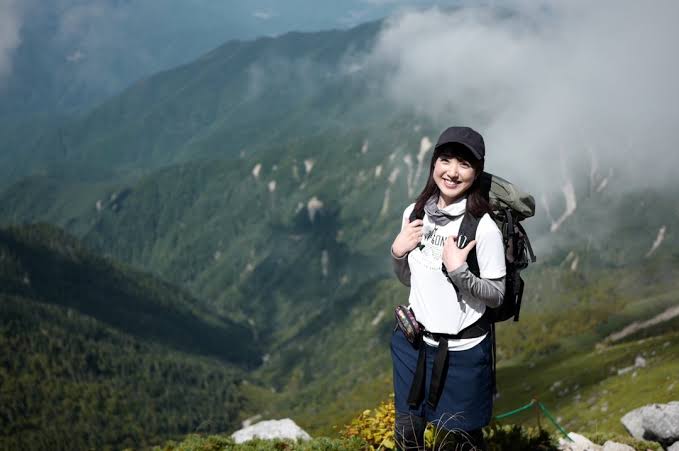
[463,171,536,322]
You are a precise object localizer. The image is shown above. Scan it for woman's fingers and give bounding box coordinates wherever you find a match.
[407,220,423,231]
[460,239,477,255]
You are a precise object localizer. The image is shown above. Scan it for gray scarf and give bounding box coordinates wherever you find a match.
[424,194,467,226]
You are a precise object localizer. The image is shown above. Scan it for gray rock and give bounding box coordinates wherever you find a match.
[602,441,634,451]
[621,401,679,447]
[558,432,602,450]
[667,441,679,451]
[642,401,679,447]
[622,407,646,440]
[231,418,311,444]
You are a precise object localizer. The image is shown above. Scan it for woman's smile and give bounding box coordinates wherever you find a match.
[442,177,460,189]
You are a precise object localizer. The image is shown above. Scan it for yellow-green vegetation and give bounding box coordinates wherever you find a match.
[339,398,557,450]
[156,414,557,451]
[341,399,399,450]
[155,398,667,451]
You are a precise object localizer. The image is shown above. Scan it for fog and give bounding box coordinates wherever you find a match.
[363,1,679,195]
[0,0,21,80]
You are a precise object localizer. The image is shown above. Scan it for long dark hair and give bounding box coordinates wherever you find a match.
[412,143,491,219]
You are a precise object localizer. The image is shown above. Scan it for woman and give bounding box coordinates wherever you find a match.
[390,126,506,450]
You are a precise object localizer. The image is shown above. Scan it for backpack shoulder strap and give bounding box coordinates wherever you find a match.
[458,211,482,277]
[408,205,422,222]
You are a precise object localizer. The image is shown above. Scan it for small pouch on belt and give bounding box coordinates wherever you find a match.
[394,305,422,344]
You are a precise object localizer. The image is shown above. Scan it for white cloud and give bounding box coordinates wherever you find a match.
[253,9,275,20]
[363,1,679,193]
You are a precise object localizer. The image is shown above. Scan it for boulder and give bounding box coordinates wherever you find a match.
[621,407,646,439]
[558,432,601,450]
[642,401,679,447]
[231,418,311,444]
[667,441,679,451]
[601,441,634,451]
[621,401,679,447]
[558,434,641,451]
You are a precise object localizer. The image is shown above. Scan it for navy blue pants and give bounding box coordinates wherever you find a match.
[391,328,493,432]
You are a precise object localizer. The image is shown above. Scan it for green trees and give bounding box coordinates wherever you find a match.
[0,225,255,450]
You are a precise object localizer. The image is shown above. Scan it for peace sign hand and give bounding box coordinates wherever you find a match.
[442,235,477,273]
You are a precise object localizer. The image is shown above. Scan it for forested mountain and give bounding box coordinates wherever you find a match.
[0,224,259,449]
[0,20,385,188]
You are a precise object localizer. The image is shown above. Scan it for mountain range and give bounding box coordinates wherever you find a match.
[1,12,678,450]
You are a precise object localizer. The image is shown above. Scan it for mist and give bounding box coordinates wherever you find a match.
[362,1,679,196]
[0,0,21,80]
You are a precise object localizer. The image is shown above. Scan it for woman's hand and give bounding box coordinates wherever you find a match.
[442,235,477,272]
[391,219,424,258]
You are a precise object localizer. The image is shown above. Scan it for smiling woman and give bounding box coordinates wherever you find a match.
[433,153,476,207]
[389,126,506,450]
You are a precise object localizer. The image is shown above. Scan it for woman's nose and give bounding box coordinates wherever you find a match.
[447,163,459,178]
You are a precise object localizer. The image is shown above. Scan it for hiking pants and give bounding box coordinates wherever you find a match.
[391,328,492,450]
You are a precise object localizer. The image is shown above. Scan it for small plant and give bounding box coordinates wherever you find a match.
[483,423,557,451]
[342,399,397,449]
[342,399,563,450]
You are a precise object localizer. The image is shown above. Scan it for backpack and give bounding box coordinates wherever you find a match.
[409,171,536,322]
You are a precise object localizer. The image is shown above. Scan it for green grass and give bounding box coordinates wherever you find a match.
[152,434,367,451]
[494,330,679,437]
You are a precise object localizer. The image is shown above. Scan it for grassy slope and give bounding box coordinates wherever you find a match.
[255,270,679,438]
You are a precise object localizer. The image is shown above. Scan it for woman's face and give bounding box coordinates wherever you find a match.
[433,154,477,207]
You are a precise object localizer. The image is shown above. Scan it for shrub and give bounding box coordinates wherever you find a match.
[484,423,557,451]
[341,399,399,450]
[342,398,559,450]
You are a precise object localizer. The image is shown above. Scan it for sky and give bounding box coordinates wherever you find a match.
[0,0,461,89]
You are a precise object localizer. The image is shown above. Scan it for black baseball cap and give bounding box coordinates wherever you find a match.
[434,126,485,160]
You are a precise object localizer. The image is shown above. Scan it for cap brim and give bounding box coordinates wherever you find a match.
[435,141,484,160]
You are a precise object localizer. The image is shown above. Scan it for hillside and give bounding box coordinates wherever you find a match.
[0,20,386,187]
[3,94,678,443]
[0,224,260,449]
[0,223,259,365]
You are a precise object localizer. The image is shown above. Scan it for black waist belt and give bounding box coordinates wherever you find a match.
[407,311,492,410]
